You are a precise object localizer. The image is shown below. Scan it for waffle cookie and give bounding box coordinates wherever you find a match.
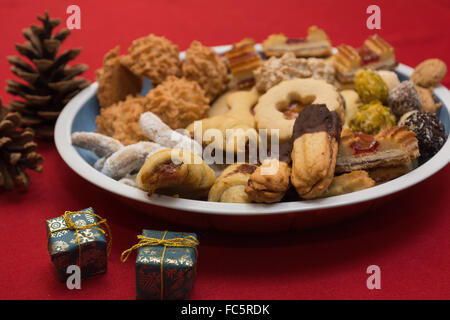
[224,38,262,89]
[334,35,397,84]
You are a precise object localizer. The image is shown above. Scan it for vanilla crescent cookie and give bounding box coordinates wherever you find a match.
[71,132,124,158]
[186,88,260,153]
[254,78,344,143]
[139,112,202,156]
[290,104,342,199]
[101,141,165,179]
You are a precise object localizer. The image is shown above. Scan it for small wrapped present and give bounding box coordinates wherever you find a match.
[46,208,111,282]
[121,230,199,300]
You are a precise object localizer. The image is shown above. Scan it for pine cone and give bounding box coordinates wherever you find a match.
[0,99,43,191]
[6,11,89,139]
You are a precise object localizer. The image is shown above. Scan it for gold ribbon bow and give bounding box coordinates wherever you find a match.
[47,210,112,266]
[121,231,199,300]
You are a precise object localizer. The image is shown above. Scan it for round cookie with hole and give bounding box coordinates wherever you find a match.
[253,78,344,143]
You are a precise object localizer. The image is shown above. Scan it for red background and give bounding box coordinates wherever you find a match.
[0,0,449,300]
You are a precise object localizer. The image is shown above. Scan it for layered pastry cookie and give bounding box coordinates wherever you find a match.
[262,26,332,58]
[224,38,262,89]
[290,104,342,199]
[334,35,397,84]
[136,148,216,198]
[208,163,257,203]
[336,126,420,173]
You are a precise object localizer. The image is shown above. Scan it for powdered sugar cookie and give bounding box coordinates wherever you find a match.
[139,112,202,156]
[101,141,165,179]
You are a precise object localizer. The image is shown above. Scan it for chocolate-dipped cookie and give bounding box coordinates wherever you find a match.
[398,111,447,162]
[290,104,342,199]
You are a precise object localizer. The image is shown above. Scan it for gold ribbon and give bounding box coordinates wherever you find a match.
[47,210,112,266]
[121,231,199,300]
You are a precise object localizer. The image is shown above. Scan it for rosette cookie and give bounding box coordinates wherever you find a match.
[208,163,257,203]
[245,158,291,203]
[290,104,342,199]
[137,149,215,199]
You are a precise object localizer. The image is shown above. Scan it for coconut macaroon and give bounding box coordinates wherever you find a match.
[96,95,151,145]
[145,76,210,130]
[121,34,182,84]
[182,40,229,101]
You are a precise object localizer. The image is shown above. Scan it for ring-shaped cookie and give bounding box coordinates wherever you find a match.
[254,78,344,143]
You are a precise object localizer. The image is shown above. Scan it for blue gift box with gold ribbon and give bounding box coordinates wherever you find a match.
[46,207,111,282]
[121,229,199,300]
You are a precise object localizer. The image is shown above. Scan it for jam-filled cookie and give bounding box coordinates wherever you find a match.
[290,104,342,199]
[254,78,344,143]
[136,148,216,199]
[262,26,332,58]
[336,126,420,173]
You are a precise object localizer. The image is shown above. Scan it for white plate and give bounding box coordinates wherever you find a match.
[54,46,450,221]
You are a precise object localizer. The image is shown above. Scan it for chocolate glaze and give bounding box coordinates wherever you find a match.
[291,104,342,144]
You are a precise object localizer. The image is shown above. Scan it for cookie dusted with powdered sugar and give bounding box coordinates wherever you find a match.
[139,112,202,156]
[71,132,123,158]
[101,141,166,179]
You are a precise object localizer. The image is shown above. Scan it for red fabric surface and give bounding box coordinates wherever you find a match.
[1,0,449,300]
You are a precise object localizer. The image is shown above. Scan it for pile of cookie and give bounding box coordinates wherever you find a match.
[72,27,448,203]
